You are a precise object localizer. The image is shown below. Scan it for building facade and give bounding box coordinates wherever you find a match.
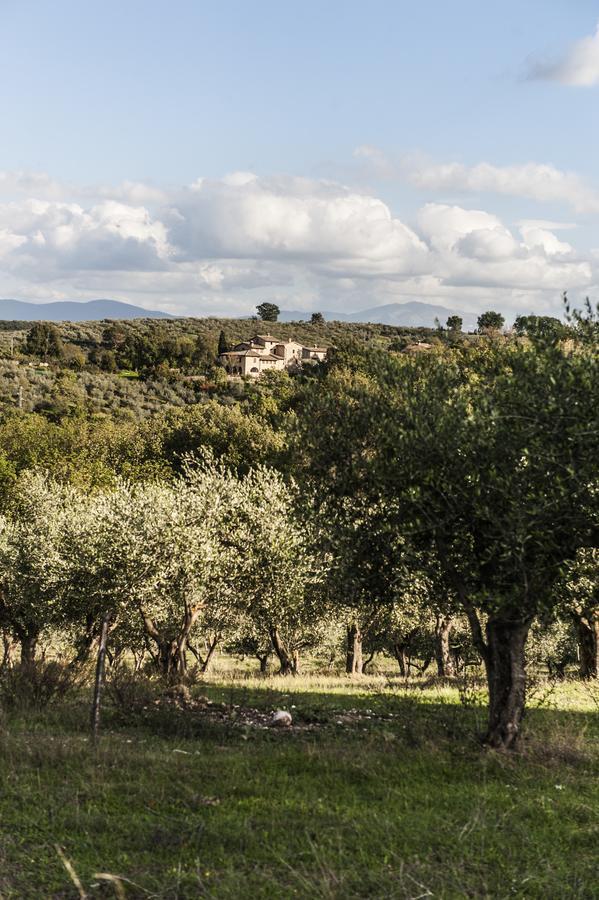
[219,334,329,377]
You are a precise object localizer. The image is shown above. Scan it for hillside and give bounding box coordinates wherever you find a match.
[0,316,449,419]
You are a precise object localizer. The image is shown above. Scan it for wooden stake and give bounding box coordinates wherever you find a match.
[91,615,110,745]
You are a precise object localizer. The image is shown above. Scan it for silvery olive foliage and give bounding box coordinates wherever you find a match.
[226,466,331,670]
[0,459,330,674]
[0,471,80,659]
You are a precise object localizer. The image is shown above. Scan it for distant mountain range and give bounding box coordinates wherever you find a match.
[0,297,478,329]
[278,302,479,330]
[0,299,175,321]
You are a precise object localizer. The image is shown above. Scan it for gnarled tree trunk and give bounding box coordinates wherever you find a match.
[256,652,270,674]
[576,613,599,679]
[269,627,296,675]
[435,614,455,677]
[483,616,531,749]
[19,631,38,665]
[346,623,363,674]
[392,643,408,676]
[141,604,202,679]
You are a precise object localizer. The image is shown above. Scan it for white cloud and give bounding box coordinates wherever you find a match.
[0,170,594,319]
[528,21,599,86]
[169,174,429,276]
[0,198,172,276]
[416,203,590,293]
[407,158,599,213]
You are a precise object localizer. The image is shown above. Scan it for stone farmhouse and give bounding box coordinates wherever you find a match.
[219,333,329,377]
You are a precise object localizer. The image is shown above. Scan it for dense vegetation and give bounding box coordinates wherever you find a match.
[0,308,596,895]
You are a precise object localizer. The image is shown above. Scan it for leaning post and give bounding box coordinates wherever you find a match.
[90,615,110,746]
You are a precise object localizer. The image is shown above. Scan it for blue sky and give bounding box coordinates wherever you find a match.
[1,0,599,319]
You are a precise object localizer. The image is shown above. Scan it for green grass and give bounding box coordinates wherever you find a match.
[0,676,597,898]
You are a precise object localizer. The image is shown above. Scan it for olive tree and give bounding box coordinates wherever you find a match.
[298,331,598,748]
[0,472,77,662]
[111,466,241,677]
[230,467,329,674]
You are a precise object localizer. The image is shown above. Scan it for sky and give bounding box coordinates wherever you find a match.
[1,0,599,320]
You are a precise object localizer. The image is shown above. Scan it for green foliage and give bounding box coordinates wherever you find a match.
[477,310,505,332]
[446,314,463,332]
[217,329,229,355]
[513,314,568,343]
[256,302,280,322]
[24,322,64,359]
[0,660,83,710]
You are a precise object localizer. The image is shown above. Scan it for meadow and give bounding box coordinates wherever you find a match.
[1,669,597,899]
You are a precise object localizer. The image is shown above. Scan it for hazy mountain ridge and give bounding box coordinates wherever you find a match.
[0,299,175,322]
[0,297,478,329]
[278,302,479,329]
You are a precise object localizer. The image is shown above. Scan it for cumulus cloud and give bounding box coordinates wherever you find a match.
[416,203,590,292]
[0,198,172,276]
[170,174,429,277]
[528,21,599,86]
[0,169,594,318]
[406,158,599,213]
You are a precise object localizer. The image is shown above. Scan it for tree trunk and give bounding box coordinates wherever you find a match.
[483,617,531,749]
[256,652,270,674]
[90,615,110,745]
[141,604,202,679]
[435,615,455,677]
[269,628,295,675]
[392,643,408,676]
[346,623,363,675]
[157,639,182,678]
[362,650,376,673]
[576,614,599,679]
[188,635,220,673]
[421,654,433,674]
[200,638,218,673]
[20,632,38,665]
[1,632,15,670]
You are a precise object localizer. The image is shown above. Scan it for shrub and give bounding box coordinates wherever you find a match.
[0,660,84,711]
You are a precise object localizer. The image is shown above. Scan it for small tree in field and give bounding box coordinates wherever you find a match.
[446,315,462,333]
[477,310,505,333]
[0,473,75,662]
[230,468,329,674]
[381,341,597,746]
[311,312,325,325]
[256,302,280,322]
[115,467,240,677]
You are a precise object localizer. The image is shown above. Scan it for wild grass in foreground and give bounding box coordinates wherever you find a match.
[0,675,597,899]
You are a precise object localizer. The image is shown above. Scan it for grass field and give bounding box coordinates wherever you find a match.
[0,673,597,898]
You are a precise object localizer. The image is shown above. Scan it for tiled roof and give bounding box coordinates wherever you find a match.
[220,350,281,360]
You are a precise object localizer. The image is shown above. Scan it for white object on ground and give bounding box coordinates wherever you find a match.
[271,710,293,727]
